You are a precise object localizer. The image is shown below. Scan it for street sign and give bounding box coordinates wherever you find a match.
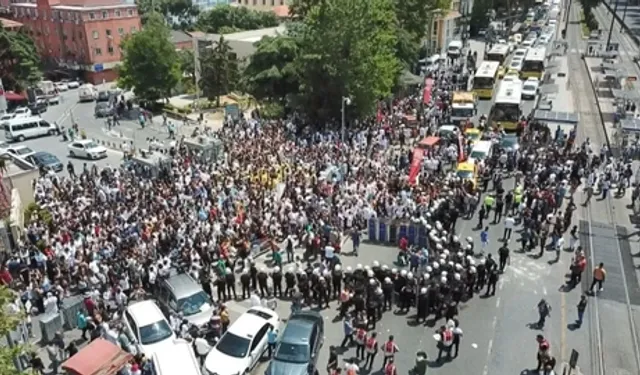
[94,64,104,72]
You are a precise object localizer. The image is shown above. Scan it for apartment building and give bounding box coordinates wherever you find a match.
[9,0,141,83]
[426,0,462,56]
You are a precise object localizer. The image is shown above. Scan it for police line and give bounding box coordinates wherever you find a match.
[367,218,429,248]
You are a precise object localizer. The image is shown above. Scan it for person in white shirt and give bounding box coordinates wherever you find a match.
[503,215,515,241]
[43,292,59,315]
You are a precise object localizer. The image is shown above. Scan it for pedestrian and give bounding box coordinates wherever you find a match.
[451,319,463,358]
[498,244,510,272]
[503,214,515,241]
[536,299,551,328]
[355,325,367,360]
[194,332,212,366]
[326,346,339,374]
[590,262,606,293]
[576,295,588,327]
[267,325,278,357]
[340,315,354,348]
[364,332,378,369]
[381,335,399,368]
[480,227,489,251]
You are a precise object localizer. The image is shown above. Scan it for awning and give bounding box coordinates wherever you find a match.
[62,339,133,375]
[4,91,26,101]
[533,110,579,124]
[611,88,640,101]
[419,136,440,147]
[620,118,640,133]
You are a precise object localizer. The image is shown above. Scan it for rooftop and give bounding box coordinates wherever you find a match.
[11,0,136,10]
[0,17,23,29]
[0,152,37,176]
[170,30,192,45]
[195,25,286,44]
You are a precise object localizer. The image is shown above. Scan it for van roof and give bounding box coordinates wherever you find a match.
[2,116,44,125]
[153,339,201,375]
[471,140,493,152]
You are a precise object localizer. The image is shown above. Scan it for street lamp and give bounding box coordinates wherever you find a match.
[341,96,351,142]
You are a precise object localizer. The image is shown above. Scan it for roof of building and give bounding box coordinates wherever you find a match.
[11,0,136,10]
[0,152,37,176]
[197,25,285,43]
[0,17,23,29]
[170,30,192,45]
[272,5,289,18]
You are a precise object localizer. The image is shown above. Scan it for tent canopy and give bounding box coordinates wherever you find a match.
[620,118,640,133]
[533,109,579,124]
[419,136,440,147]
[4,91,26,101]
[62,339,133,375]
[612,88,640,101]
[399,70,423,86]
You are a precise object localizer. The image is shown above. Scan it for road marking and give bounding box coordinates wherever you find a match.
[561,292,567,362]
[495,297,501,308]
[543,287,548,295]
[482,338,494,375]
[492,315,497,328]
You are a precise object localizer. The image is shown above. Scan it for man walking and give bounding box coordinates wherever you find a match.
[590,263,606,293]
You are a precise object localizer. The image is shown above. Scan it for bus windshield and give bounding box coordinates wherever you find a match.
[474,76,495,89]
[452,107,475,118]
[487,53,507,64]
[492,103,520,122]
[522,60,544,72]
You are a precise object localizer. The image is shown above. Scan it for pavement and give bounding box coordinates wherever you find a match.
[601,0,640,53]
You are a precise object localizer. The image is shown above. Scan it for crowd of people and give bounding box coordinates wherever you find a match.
[0,44,634,375]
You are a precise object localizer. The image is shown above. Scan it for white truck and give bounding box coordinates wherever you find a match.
[78,84,97,102]
[450,91,477,125]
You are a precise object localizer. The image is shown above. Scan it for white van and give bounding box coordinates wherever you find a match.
[78,84,97,102]
[153,339,201,375]
[448,40,463,58]
[3,116,59,142]
[468,140,493,164]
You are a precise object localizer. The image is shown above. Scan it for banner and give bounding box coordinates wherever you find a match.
[422,78,434,104]
[458,133,466,162]
[408,148,425,185]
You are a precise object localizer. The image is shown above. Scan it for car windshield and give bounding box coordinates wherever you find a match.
[139,320,173,345]
[469,150,486,160]
[457,170,474,179]
[215,332,251,358]
[274,342,310,363]
[178,291,211,316]
[96,103,108,109]
[84,142,99,149]
[38,154,58,163]
[16,148,33,155]
[502,137,518,147]
[523,84,537,91]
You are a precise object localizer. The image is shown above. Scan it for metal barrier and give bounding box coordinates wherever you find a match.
[368,219,429,248]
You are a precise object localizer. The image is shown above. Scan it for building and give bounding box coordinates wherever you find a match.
[192,25,285,61]
[426,0,462,56]
[192,0,230,12]
[171,30,192,50]
[0,16,23,29]
[231,0,289,17]
[8,0,141,83]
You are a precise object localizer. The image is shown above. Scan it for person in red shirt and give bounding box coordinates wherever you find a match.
[0,266,12,286]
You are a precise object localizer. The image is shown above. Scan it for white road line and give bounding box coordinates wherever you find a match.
[482,338,494,375]
[543,287,548,295]
[495,297,501,308]
[492,315,497,328]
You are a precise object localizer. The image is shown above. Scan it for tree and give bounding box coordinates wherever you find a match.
[0,285,25,375]
[243,35,300,103]
[177,49,196,91]
[294,0,401,121]
[0,25,41,92]
[199,36,240,107]
[118,13,181,102]
[196,5,278,34]
[136,0,199,29]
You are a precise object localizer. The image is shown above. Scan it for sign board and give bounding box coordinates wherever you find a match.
[94,64,104,72]
[225,103,240,120]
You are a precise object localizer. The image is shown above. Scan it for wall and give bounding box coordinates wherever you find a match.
[85,68,118,84]
[3,168,37,207]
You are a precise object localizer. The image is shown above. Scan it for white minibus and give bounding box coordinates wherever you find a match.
[3,116,59,142]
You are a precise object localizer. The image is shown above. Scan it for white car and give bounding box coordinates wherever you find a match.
[0,112,16,121]
[7,145,35,158]
[123,301,175,356]
[54,82,69,91]
[205,307,280,375]
[13,107,32,118]
[522,77,540,99]
[47,96,60,105]
[66,81,80,89]
[503,72,519,82]
[68,140,107,159]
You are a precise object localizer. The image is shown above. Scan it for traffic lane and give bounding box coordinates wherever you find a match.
[39,91,79,124]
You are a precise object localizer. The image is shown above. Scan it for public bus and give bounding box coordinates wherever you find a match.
[489,80,522,131]
[450,91,477,125]
[486,44,510,65]
[473,61,500,100]
[521,46,546,79]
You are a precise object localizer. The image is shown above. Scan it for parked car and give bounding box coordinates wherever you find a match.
[96,91,110,102]
[0,112,16,121]
[28,99,48,115]
[123,301,176,356]
[94,102,113,118]
[500,134,520,152]
[204,307,280,375]
[54,82,69,91]
[47,95,60,105]
[25,151,63,172]
[155,273,215,328]
[66,80,80,89]
[265,311,324,375]
[68,140,107,159]
[521,77,540,99]
[6,145,35,158]
[13,107,32,118]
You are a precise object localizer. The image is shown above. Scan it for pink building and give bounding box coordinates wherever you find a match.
[8,0,141,83]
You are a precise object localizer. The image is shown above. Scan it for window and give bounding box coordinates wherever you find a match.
[128,9,133,16]
[95,47,102,55]
[106,29,111,37]
[108,46,114,54]
[270,0,274,5]
[130,26,136,33]
[115,10,121,17]
[432,22,438,35]
[89,12,95,20]
[252,0,257,5]
[118,27,124,35]
[102,11,108,19]
[92,30,98,39]
[262,0,266,4]
[280,0,284,4]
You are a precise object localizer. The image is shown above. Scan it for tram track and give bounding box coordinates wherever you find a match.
[568,3,640,374]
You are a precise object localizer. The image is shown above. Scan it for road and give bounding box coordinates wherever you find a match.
[0,90,181,175]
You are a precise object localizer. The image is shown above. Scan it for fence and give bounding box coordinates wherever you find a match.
[367,218,429,248]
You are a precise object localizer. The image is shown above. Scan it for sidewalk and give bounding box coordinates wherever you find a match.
[602,0,640,46]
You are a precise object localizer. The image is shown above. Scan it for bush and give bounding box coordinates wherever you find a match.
[260,102,285,119]
[24,202,53,227]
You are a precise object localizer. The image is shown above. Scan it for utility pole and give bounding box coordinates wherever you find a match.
[606,0,620,51]
[621,0,629,32]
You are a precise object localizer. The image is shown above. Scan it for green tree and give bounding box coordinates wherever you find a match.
[199,36,240,107]
[177,49,196,91]
[0,25,42,92]
[196,5,278,34]
[294,0,400,121]
[136,0,199,29]
[118,13,181,102]
[0,285,26,375]
[243,35,300,103]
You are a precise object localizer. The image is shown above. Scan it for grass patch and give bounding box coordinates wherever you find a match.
[579,9,590,38]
